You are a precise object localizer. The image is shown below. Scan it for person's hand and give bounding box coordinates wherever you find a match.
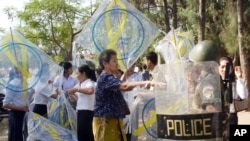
[205,104,217,113]
[151,81,167,89]
[69,95,78,102]
[66,88,78,95]
[143,81,151,89]
[120,70,131,81]
[235,66,242,79]
[22,104,29,112]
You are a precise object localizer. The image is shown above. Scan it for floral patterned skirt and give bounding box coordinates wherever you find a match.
[93,117,127,141]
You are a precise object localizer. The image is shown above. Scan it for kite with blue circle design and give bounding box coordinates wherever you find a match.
[75,0,160,71]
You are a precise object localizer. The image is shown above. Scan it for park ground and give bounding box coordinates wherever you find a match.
[0,111,250,141]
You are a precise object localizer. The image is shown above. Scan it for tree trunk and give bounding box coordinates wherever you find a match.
[172,0,178,29]
[198,0,205,41]
[163,0,170,32]
[237,0,250,110]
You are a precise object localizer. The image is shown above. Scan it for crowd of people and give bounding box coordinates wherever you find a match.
[1,42,249,141]
[1,50,161,141]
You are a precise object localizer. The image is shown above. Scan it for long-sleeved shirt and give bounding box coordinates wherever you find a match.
[230,79,249,113]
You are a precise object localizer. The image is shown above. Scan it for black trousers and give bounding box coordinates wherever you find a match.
[77,110,94,141]
[229,113,238,125]
[22,112,29,141]
[33,104,47,118]
[8,110,25,141]
[126,133,132,141]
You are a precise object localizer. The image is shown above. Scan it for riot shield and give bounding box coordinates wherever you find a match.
[155,61,222,141]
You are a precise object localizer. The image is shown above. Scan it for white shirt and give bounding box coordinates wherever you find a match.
[75,79,95,111]
[230,79,249,113]
[53,75,78,91]
[33,82,53,105]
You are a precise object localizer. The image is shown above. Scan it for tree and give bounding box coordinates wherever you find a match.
[172,0,177,29]
[6,0,97,62]
[162,0,171,32]
[237,0,250,109]
[220,0,238,56]
[178,0,199,40]
[198,0,205,41]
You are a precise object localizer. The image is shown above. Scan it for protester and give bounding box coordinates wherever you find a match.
[121,64,143,141]
[145,51,158,72]
[3,66,34,141]
[141,64,150,81]
[143,51,159,91]
[66,65,96,141]
[138,65,143,73]
[53,61,78,108]
[33,63,58,118]
[219,57,248,125]
[93,49,164,141]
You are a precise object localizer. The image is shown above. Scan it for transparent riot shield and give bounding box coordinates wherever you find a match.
[129,89,158,141]
[155,61,222,141]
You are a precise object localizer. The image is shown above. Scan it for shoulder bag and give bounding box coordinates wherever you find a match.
[234,98,248,112]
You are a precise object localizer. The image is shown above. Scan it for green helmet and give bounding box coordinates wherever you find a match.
[189,40,219,62]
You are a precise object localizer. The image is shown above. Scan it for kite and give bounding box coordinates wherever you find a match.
[27,113,77,141]
[0,29,77,140]
[0,29,59,101]
[75,0,160,70]
[154,28,195,93]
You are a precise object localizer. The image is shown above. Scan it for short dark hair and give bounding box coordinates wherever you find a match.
[58,61,64,66]
[142,64,147,70]
[62,61,72,70]
[98,49,117,69]
[146,52,158,65]
[78,65,97,82]
[219,56,235,82]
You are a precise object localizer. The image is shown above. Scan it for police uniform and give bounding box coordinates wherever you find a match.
[189,40,230,141]
[194,71,221,112]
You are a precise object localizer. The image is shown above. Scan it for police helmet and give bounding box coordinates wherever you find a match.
[189,40,219,62]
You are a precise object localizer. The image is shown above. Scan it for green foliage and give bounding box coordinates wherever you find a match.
[15,0,88,61]
[177,0,241,56]
[53,54,64,63]
[3,0,250,65]
[242,32,250,50]
[220,4,238,55]
[178,1,199,41]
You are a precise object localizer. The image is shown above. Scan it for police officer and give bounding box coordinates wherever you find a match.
[189,40,230,141]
